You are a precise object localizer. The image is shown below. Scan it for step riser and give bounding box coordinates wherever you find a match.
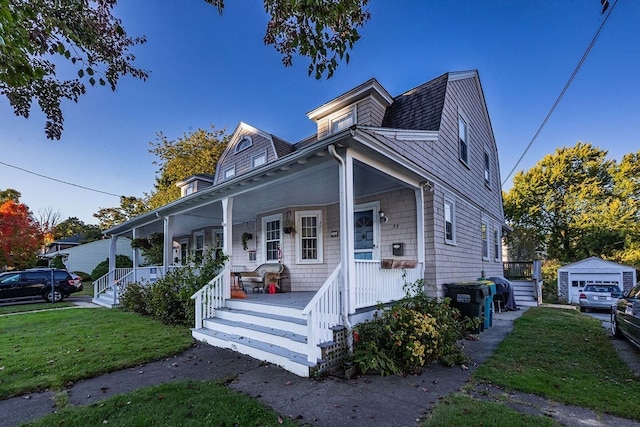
[225,300,304,319]
[215,311,307,335]
[203,319,307,354]
[192,330,311,377]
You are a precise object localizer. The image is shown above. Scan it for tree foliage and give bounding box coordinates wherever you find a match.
[93,195,149,230]
[54,216,102,243]
[0,199,43,269]
[0,0,148,139]
[0,188,21,203]
[147,126,229,209]
[504,142,640,266]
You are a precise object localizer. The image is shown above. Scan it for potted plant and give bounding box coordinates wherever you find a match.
[241,232,253,251]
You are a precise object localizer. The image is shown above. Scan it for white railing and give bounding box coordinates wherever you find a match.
[354,260,423,309]
[191,269,226,329]
[93,268,133,299]
[302,264,343,363]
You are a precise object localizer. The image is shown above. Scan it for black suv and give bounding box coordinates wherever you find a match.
[0,269,79,303]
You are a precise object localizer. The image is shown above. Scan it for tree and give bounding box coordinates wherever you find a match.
[0,199,43,269]
[504,142,616,262]
[94,195,149,230]
[35,206,62,245]
[54,216,103,243]
[147,126,229,209]
[1,0,148,140]
[0,188,21,203]
[2,1,369,140]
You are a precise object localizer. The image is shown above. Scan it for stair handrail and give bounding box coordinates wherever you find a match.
[302,263,342,363]
[191,268,226,329]
[93,268,133,299]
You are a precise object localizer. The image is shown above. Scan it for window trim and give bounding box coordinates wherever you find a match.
[328,106,356,135]
[262,214,282,263]
[234,135,253,154]
[252,151,267,169]
[295,210,323,264]
[481,221,489,260]
[458,113,469,166]
[193,231,205,263]
[493,227,500,262]
[223,165,235,180]
[444,198,456,245]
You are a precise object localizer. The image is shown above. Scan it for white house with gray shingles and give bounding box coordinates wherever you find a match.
[98,70,507,376]
[558,257,637,304]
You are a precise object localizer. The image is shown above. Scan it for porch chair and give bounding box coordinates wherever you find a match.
[239,263,285,292]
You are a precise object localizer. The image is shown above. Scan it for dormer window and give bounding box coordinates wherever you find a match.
[235,136,252,154]
[184,182,196,196]
[329,107,355,134]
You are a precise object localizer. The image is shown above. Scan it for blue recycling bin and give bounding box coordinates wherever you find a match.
[484,282,496,330]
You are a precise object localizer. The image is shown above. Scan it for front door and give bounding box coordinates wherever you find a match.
[354,203,380,260]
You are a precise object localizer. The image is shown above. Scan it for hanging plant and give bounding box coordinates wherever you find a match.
[283,210,296,235]
[241,232,253,251]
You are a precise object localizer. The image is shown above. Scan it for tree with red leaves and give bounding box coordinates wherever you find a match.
[0,199,43,269]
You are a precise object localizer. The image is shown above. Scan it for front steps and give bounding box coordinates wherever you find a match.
[92,288,119,308]
[511,280,539,307]
[192,299,319,377]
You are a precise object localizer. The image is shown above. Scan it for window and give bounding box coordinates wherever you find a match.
[194,231,205,263]
[184,182,196,196]
[484,151,491,187]
[223,165,235,180]
[329,108,355,134]
[180,240,188,265]
[262,214,282,262]
[444,199,456,243]
[252,152,267,169]
[296,210,323,263]
[235,136,252,153]
[458,115,468,165]
[493,228,500,261]
[481,221,488,259]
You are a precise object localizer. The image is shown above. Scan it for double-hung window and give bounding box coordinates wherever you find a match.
[444,199,456,244]
[296,210,322,263]
[458,115,468,165]
[484,151,491,187]
[262,214,282,262]
[493,228,500,261]
[194,231,205,263]
[481,221,489,260]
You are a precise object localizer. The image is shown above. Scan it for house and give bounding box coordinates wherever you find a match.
[43,235,82,255]
[42,237,132,275]
[98,70,507,376]
[558,257,637,304]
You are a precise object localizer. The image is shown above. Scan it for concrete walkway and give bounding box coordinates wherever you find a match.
[1,304,639,426]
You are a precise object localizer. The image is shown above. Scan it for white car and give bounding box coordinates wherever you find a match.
[579,284,622,312]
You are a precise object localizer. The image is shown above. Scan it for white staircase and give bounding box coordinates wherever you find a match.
[92,287,119,308]
[511,280,538,307]
[192,299,319,377]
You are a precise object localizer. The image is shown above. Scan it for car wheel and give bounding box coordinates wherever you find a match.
[43,288,64,303]
[611,310,623,338]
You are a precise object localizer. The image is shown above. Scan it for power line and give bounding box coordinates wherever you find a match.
[0,160,123,198]
[501,0,618,187]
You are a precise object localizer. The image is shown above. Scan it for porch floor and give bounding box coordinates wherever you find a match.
[231,291,315,310]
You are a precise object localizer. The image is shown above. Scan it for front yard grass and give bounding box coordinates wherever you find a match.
[0,308,193,399]
[473,307,640,420]
[27,380,297,427]
[0,302,75,315]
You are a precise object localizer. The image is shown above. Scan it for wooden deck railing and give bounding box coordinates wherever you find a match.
[503,261,533,280]
[191,269,226,329]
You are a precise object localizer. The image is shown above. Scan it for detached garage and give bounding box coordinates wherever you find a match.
[558,257,637,304]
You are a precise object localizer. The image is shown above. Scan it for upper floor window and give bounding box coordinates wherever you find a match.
[493,228,500,261]
[262,214,282,262]
[481,221,489,260]
[235,136,252,154]
[329,108,355,134]
[444,199,456,244]
[184,182,196,196]
[458,115,468,165]
[223,165,235,180]
[295,210,323,263]
[252,151,267,169]
[484,151,491,187]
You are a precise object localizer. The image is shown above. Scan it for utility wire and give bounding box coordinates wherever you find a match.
[501,0,618,187]
[0,160,122,198]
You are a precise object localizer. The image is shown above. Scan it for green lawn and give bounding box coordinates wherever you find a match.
[0,301,75,315]
[0,308,193,399]
[473,307,640,420]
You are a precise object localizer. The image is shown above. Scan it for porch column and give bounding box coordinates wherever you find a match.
[222,197,233,299]
[343,151,356,315]
[132,228,139,283]
[162,216,173,274]
[109,235,117,306]
[415,187,426,278]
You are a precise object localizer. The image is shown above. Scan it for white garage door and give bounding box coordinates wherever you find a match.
[568,273,621,303]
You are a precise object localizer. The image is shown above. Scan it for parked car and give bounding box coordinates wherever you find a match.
[611,282,640,350]
[69,272,83,291]
[578,284,623,312]
[0,269,79,303]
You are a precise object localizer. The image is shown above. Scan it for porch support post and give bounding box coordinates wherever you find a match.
[343,151,356,315]
[415,187,426,279]
[132,228,139,283]
[222,197,233,299]
[162,216,173,274]
[109,235,117,306]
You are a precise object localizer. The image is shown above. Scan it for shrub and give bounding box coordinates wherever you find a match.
[120,281,151,315]
[51,255,65,269]
[91,255,133,280]
[352,279,475,376]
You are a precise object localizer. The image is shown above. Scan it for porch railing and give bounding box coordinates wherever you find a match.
[503,261,533,280]
[93,268,133,299]
[354,260,423,308]
[302,264,342,363]
[191,269,226,329]
[93,266,188,303]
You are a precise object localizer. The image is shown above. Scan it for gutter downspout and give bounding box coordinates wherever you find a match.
[328,144,353,335]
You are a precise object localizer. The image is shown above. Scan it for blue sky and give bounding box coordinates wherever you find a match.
[1,0,637,225]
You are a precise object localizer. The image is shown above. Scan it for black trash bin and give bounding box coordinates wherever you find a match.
[444,282,490,332]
